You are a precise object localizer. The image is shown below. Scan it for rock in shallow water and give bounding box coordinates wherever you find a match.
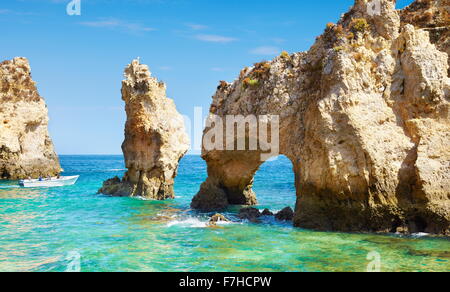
[191,0,450,235]
[262,209,274,216]
[0,57,61,180]
[238,207,262,223]
[275,207,294,221]
[208,213,230,226]
[99,59,189,200]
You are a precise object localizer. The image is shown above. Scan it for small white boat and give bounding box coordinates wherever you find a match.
[19,176,79,188]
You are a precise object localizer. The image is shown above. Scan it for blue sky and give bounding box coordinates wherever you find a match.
[1,0,413,154]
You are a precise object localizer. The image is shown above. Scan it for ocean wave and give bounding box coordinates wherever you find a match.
[166,216,235,228]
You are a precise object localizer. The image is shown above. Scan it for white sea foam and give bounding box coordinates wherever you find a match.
[411,232,430,238]
[166,216,236,228]
[136,196,152,201]
[167,217,208,228]
[156,213,178,218]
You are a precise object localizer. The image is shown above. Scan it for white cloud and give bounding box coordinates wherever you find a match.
[211,67,224,72]
[80,18,155,33]
[186,23,208,30]
[194,34,237,43]
[250,46,281,56]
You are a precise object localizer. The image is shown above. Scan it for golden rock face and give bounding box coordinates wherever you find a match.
[99,59,189,200]
[191,0,450,235]
[0,57,61,180]
[400,0,450,74]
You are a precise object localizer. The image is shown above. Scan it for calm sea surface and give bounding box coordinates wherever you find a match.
[0,155,448,272]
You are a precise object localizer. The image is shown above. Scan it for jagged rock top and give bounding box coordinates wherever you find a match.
[0,57,41,103]
[122,59,166,96]
[401,0,449,28]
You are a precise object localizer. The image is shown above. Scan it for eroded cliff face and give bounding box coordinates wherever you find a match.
[99,59,189,199]
[400,0,450,74]
[0,57,61,180]
[192,0,450,235]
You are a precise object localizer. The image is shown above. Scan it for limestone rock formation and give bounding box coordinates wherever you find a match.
[400,0,449,74]
[99,59,189,199]
[0,57,61,180]
[192,0,450,235]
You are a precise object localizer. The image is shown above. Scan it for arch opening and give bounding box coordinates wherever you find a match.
[252,155,296,213]
[190,149,300,218]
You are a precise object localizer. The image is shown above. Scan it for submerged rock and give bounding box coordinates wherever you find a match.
[261,209,274,216]
[208,213,230,226]
[0,57,61,180]
[191,179,229,211]
[98,176,123,196]
[238,207,262,223]
[191,0,450,235]
[275,207,294,221]
[99,59,189,199]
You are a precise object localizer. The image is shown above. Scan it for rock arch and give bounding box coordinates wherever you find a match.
[191,0,450,235]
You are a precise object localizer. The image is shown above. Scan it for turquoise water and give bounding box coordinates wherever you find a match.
[0,155,448,272]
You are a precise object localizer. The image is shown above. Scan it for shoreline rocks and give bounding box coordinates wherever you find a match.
[99,59,189,199]
[275,207,294,221]
[237,207,294,223]
[0,57,61,180]
[238,207,262,223]
[262,209,274,216]
[191,0,450,235]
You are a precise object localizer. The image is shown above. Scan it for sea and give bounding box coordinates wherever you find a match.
[0,155,448,272]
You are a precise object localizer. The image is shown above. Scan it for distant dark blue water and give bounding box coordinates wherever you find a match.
[0,155,448,272]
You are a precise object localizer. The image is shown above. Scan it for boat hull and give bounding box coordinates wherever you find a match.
[19,176,79,188]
